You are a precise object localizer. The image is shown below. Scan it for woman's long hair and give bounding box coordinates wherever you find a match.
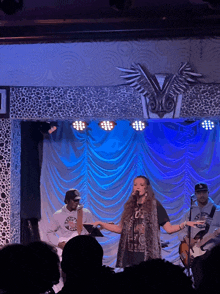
[120,176,155,225]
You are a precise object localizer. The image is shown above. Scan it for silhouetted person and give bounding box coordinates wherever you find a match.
[27,241,60,292]
[111,258,195,294]
[59,235,114,294]
[0,241,60,294]
[0,0,23,15]
[196,243,220,294]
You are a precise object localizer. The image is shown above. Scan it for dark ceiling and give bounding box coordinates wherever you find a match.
[0,0,220,43]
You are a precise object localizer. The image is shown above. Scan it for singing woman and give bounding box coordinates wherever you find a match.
[93,175,203,268]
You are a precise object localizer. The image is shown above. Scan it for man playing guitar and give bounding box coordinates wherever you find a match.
[178,183,220,289]
[46,189,93,258]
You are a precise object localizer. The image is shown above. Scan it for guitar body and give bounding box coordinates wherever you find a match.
[179,228,220,268]
[179,240,206,268]
[179,240,191,268]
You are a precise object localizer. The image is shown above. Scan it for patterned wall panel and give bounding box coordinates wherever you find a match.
[181,84,220,117]
[0,119,12,245]
[10,86,143,120]
[9,84,220,121]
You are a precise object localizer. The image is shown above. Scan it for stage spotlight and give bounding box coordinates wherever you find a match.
[48,122,58,134]
[131,121,146,131]
[72,121,87,131]
[201,120,215,130]
[99,121,116,131]
[39,122,58,134]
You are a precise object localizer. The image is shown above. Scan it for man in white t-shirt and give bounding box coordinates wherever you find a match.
[46,189,93,257]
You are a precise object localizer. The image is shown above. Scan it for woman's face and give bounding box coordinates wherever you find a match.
[133,177,147,197]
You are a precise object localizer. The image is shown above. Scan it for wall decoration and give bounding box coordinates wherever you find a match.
[117,63,202,119]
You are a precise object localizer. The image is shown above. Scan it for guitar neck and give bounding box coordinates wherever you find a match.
[199,228,220,247]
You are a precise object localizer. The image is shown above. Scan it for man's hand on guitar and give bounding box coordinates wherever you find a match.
[58,241,66,250]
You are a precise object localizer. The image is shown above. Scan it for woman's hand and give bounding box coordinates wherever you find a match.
[92,221,104,230]
[91,221,122,233]
[187,220,205,228]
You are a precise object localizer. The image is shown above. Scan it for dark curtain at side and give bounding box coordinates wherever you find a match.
[20,121,42,244]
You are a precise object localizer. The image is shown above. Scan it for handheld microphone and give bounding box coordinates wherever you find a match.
[77,204,84,210]
[134,190,140,197]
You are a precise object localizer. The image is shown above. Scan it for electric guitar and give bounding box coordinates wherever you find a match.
[179,228,220,268]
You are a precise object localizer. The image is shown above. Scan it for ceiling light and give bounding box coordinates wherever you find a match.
[131,121,146,131]
[72,121,87,131]
[99,121,116,131]
[201,120,215,130]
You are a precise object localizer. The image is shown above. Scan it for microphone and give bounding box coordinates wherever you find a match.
[77,204,84,210]
[191,193,196,202]
[134,190,140,197]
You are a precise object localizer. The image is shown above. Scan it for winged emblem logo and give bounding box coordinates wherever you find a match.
[117,62,202,118]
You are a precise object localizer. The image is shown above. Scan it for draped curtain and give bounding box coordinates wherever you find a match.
[40,120,220,267]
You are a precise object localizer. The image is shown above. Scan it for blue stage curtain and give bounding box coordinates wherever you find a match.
[40,120,220,267]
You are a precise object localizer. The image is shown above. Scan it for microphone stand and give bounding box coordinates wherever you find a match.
[132,208,135,265]
[187,196,193,277]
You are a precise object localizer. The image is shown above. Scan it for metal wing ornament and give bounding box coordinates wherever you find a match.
[117,62,202,118]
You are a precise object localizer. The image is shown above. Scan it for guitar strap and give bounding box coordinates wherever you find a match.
[200,204,216,238]
[77,206,83,235]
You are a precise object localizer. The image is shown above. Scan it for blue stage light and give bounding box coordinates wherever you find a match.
[131,121,146,131]
[201,120,215,130]
[99,121,116,131]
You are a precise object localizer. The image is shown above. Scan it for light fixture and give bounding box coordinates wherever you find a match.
[39,122,58,135]
[201,120,215,130]
[98,121,116,131]
[72,121,87,131]
[131,121,146,131]
[48,122,58,134]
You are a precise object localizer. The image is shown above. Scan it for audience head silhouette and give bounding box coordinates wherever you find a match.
[61,235,103,275]
[0,242,60,294]
[111,259,194,294]
[196,243,220,294]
